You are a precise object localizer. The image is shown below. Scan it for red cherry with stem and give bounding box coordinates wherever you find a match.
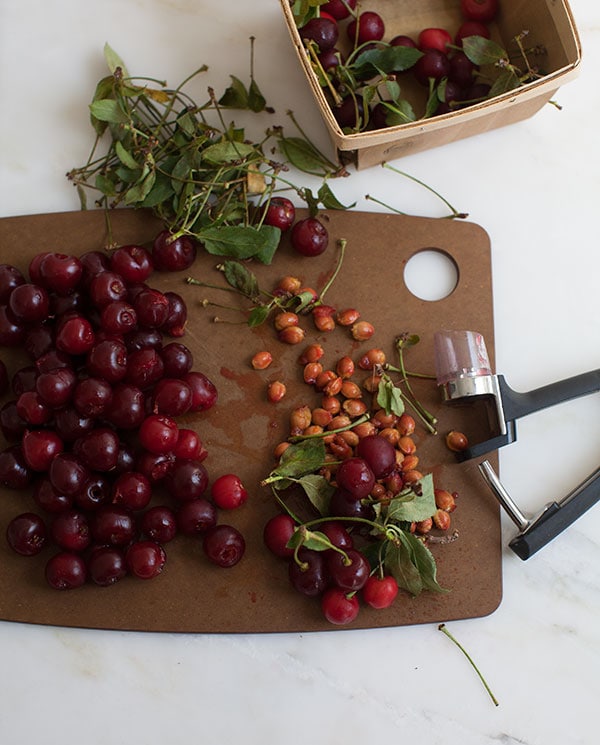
[290,217,329,257]
[362,574,399,609]
[299,17,339,52]
[321,587,360,625]
[210,473,249,510]
[321,0,356,20]
[413,49,451,86]
[152,230,197,272]
[327,547,370,591]
[289,549,328,596]
[347,12,385,46]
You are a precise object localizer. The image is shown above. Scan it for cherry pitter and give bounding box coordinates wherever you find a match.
[433,329,600,560]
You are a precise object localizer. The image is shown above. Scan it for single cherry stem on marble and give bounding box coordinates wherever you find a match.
[438,624,499,707]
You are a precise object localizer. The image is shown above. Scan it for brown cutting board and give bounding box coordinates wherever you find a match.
[0,207,501,633]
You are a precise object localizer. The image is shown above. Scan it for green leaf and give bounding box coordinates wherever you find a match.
[462,36,509,67]
[248,305,271,328]
[94,172,118,197]
[386,474,436,523]
[89,75,115,136]
[376,378,405,417]
[317,182,355,211]
[103,43,129,77]
[424,81,441,119]
[251,225,281,264]
[399,532,448,594]
[380,99,416,126]
[89,99,129,124]
[123,169,156,205]
[218,76,249,109]
[385,77,402,103]
[488,68,521,98]
[293,289,318,313]
[384,540,424,596]
[201,140,256,165]
[115,140,140,170]
[199,224,280,264]
[351,46,422,80]
[271,439,327,481]
[299,529,335,552]
[248,79,267,113]
[297,474,334,516]
[291,0,322,27]
[278,136,332,177]
[176,110,198,137]
[221,260,259,298]
[141,172,175,207]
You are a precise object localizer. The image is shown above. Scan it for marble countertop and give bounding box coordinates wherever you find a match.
[0,1,598,743]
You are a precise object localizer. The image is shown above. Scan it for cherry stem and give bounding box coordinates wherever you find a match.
[318,238,347,302]
[382,163,468,219]
[394,339,438,431]
[438,624,500,707]
[288,412,370,442]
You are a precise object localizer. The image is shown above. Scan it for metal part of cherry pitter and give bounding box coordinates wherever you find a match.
[433,329,600,560]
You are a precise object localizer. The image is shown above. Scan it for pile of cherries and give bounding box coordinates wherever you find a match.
[0,230,246,591]
[261,337,458,625]
[297,0,501,130]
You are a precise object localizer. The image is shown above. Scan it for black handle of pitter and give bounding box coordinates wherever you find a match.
[499,369,600,422]
[509,467,600,560]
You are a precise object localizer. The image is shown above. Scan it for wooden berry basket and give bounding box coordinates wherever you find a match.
[0,207,501,633]
[280,0,582,169]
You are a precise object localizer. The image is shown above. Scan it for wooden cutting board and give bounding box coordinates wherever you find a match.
[0,207,502,633]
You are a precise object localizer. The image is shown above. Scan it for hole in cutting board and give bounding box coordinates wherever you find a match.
[403,248,459,301]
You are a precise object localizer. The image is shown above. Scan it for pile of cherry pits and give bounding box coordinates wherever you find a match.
[0,231,249,591]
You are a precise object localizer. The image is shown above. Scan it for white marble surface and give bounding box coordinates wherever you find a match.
[0,1,599,743]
